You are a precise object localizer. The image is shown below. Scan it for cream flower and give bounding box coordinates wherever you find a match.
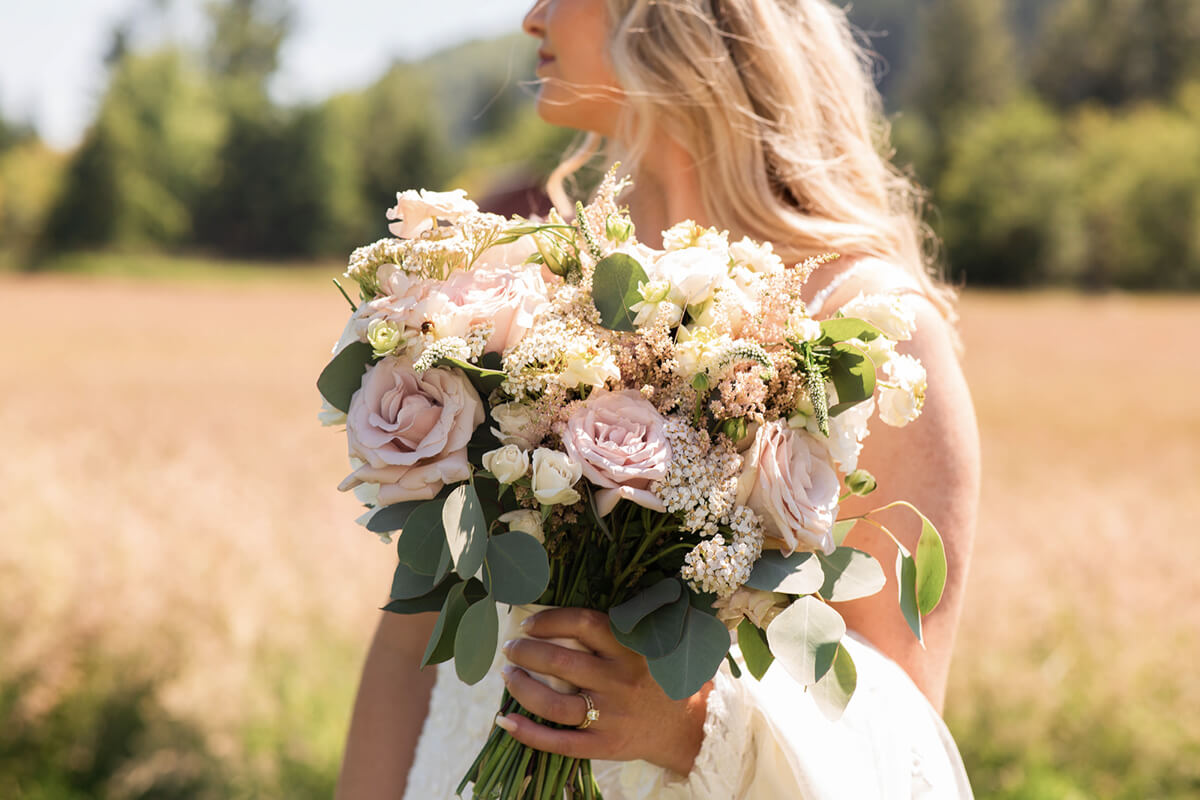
[482,445,529,484]
[839,292,918,341]
[561,390,671,516]
[653,247,729,307]
[878,354,926,427]
[729,236,784,275]
[736,420,840,555]
[530,448,583,506]
[712,587,789,630]
[490,402,539,449]
[498,510,545,544]
[434,263,549,355]
[338,358,484,504]
[386,188,478,239]
[559,342,620,389]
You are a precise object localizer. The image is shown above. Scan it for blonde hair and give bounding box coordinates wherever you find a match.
[547,0,956,324]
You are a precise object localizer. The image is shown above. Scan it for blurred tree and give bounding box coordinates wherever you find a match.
[204,0,294,107]
[1031,0,1200,107]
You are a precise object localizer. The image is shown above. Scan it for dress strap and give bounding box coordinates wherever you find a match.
[805,260,873,318]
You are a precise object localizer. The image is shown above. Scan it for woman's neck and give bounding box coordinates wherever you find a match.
[625,137,710,249]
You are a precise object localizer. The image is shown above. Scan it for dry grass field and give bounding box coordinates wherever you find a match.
[1,269,1197,798]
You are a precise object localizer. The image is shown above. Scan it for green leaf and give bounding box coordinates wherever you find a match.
[831,519,857,547]
[591,253,649,331]
[454,597,499,685]
[422,582,470,667]
[317,341,374,413]
[647,606,732,701]
[811,643,858,721]
[613,592,689,659]
[827,342,876,416]
[818,317,883,345]
[609,579,682,634]
[687,590,720,616]
[896,552,923,644]
[382,576,458,615]
[482,532,550,605]
[394,500,447,575]
[390,560,438,601]
[766,595,846,685]
[913,510,947,616]
[443,484,488,579]
[745,551,824,595]
[434,356,506,395]
[817,547,887,602]
[432,538,453,584]
[737,619,774,680]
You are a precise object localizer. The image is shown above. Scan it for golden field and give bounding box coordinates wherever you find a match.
[1,269,1197,798]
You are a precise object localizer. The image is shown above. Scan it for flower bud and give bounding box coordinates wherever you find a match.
[720,416,747,443]
[605,213,635,243]
[366,318,405,357]
[482,445,530,484]
[533,231,575,277]
[845,469,877,496]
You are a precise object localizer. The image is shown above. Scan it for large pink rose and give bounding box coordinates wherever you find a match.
[561,390,670,516]
[434,263,549,354]
[338,357,484,504]
[736,420,839,554]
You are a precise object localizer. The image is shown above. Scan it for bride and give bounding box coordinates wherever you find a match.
[337,0,980,797]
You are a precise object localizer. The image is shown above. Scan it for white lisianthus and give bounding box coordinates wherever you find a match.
[729,236,784,275]
[630,279,685,328]
[661,220,730,255]
[839,292,918,341]
[653,247,729,307]
[675,326,731,377]
[559,342,620,389]
[850,335,897,369]
[318,399,347,427]
[482,445,530,484]
[878,354,927,426]
[366,318,405,357]
[530,448,583,506]
[787,311,823,343]
[386,188,478,239]
[491,402,539,449]
[499,510,545,544]
[808,397,874,472]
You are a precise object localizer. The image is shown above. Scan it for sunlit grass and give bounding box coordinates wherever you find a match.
[1,266,1196,797]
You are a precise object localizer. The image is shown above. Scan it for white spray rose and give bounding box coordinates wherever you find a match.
[366,318,405,357]
[498,510,545,544]
[729,236,784,275]
[788,312,823,343]
[490,402,539,449]
[559,343,620,389]
[878,354,927,427]
[482,445,530,484]
[653,247,729,307]
[530,448,583,506]
[839,292,918,341]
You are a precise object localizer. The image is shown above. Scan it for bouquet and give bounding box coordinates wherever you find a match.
[318,170,947,800]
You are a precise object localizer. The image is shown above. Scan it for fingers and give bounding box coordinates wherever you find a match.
[521,607,628,658]
[493,712,599,762]
[502,636,617,691]
[502,665,591,728]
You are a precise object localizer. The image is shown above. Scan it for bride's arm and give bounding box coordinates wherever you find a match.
[336,611,438,800]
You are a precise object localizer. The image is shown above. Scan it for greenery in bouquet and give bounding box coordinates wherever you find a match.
[318,170,947,799]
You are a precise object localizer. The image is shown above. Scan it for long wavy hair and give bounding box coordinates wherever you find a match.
[546,0,955,323]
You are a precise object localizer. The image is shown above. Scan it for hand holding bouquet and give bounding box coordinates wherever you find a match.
[319,171,946,799]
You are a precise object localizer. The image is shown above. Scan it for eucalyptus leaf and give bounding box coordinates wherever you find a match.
[766,595,846,685]
[367,484,455,534]
[737,619,774,681]
[382,576,458,615]
[483,532,550,605]
[745,551,824,595]
[811,643,858,721]
[831,519,857,548]
[454,597,499,685]
[688,590,719,616]
[818,317,882,345]
[591,253,649,332]
[828,342,876,416]
[612,592,689,659]
[432,538,453,584]
[390,560,438,601]
[913,510,947,616]
[817,547,887,602]
[609,579,682,634]
[647,606,732,701]
[422,582,470,667]
[443,484,488,579]
[434,356,506,395]
[394,500,447,575]
[316,341,374,413]
[896,552,923,644]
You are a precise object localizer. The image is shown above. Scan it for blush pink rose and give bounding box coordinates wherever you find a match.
[736,420,839,554]
[338,357,484,504]
[434,263,549,354]
[386,189,477,239]
[347,268,440,349]
[561,389,670,516]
